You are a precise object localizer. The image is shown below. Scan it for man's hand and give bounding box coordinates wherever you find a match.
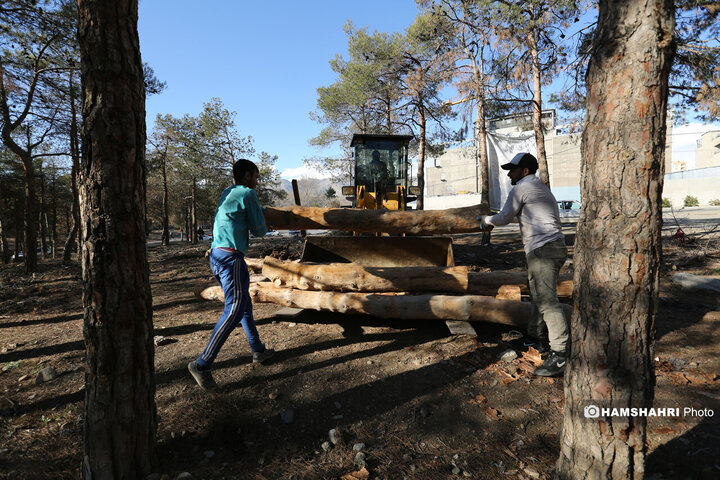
[477,215,494,231]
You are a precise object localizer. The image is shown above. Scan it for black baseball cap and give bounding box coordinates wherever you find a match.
[501,152,538,171]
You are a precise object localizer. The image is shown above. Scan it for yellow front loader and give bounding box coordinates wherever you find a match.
[342,134,420,211]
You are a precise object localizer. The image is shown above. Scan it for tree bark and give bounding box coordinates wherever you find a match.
[528,29,550,187]
[263,204,491,235]
[76,0,157,478]
[555,1,674,478]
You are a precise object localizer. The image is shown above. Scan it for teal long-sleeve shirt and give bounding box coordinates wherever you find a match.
[210,185,268,254]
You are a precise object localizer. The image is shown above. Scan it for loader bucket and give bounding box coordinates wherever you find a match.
[300,235,454,267]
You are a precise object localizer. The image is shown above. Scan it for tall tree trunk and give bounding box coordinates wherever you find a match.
[184,204,189,242]
[417,106,426,211]
[14,201,23,263]
[555,1,674,478]
[76,1,157,478]
[528,29,550,187]
[467,41,490,206]
[50,173,57,258]
[22,157,38,272]
[191,178,197,244]
[63,71,81,265]
[0,200,8,264]
[385,92,392,133]
[161,150,169,246]
[39,168,48,258]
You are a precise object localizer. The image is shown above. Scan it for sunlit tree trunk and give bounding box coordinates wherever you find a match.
[76,0,157,477]
[555,1,675,478]
[161,148,170,246]
[417,105,426,210]
[527,29,550,187]
[191,178,198,244]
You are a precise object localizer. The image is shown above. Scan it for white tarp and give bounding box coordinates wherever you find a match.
[486,131,537,211]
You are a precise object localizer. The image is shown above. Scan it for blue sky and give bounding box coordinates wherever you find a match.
[138,1,718,179]
[138,0,421,179]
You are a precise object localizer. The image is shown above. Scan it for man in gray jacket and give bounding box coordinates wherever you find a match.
[480,152,568,377]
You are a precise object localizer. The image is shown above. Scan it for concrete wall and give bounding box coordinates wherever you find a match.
[424,113,683,208]
[424,192,483,210]
[425,146,478,197]
[696,131,720,169]
[662,168,720,207]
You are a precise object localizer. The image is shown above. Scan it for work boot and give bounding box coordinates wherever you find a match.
[188,361,219,391]
[533,351,567,377]
[252,347,276,364]
[504,333,549,354]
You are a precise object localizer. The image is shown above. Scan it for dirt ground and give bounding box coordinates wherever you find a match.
[0,225,718,480]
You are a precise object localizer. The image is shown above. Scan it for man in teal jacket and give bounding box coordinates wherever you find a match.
[188,159,275,391]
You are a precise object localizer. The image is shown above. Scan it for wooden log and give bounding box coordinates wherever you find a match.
[245,257,263,273]
[260,256,575,299]
[263,204,492,235]
[197,281,521,303]
[248,283,549,327]
[197,282,572,326]
[196,285,224,302]
[261,256,470,292]
[469,271,574,298]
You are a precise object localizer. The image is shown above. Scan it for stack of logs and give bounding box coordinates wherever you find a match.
[196,204,574,329]
[198,256,574,329]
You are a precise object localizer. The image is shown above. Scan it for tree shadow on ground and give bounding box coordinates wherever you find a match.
[0,313,83,329]
[155,344,506,479]
[647,416,720,479]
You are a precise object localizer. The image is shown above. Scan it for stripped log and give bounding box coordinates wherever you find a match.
[263,204,491,235]
[260,256,573,299]
[248,283,564,328]
[245,257,263,273]
[262,256,470,292]
[196,283,572,326]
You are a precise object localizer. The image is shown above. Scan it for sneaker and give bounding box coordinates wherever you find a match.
[252,348,275,364]
[188,361,218,391]
[504,334,549,354]
[533,351,567,377]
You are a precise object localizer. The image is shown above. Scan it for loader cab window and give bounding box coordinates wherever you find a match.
[355,140,406,193]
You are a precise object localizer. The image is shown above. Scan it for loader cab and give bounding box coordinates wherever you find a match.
[343,134,418,210]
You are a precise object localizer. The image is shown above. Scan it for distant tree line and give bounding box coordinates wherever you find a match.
[0,1,286,271]
[146,98,287,246]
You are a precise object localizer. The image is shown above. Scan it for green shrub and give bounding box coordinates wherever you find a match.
[662,197,672,208]
[709,198,720,206]
[683,195,699,207]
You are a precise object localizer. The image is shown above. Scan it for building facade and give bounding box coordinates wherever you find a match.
[424,110,720,209]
